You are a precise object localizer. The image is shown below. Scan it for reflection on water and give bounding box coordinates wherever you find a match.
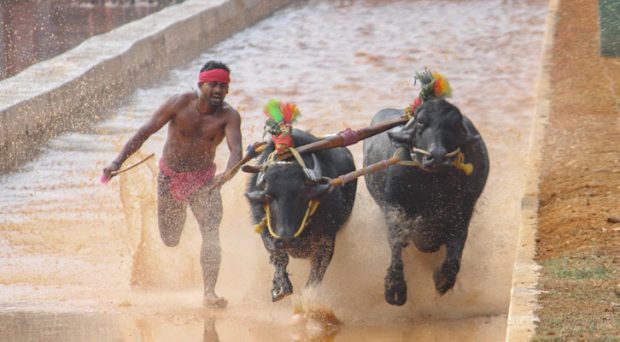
[0,0,547,340]
[0,0,179,80]
[0,312,120,341]
[0,311,507,341]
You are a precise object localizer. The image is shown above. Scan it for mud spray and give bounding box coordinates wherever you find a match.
[0,1,548,340]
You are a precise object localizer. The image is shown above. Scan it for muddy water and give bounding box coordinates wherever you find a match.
[0,0,547,340]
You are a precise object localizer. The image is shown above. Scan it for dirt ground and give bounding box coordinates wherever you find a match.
[533,0,620,339]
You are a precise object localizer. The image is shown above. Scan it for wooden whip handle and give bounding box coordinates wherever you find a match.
[110,153,155,176]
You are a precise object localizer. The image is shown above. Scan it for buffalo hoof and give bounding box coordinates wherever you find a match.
[271,278,293,302]
[384,274,407,306]
[433,268,457,295]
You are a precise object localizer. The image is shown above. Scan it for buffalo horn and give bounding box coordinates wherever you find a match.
[303,154,322,182]
[404,116,416,129]
[387,129,413,144]
[256,171,265,189]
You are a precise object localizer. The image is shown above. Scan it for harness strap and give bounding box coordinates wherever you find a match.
[394,148,423,168]
[287,147,306,168]
[254,146,320,238]
[395,147,474,175]
[257,200,320,238]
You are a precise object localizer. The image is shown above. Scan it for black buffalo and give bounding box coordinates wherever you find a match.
[245,129,357,301]
[363,99,489,306]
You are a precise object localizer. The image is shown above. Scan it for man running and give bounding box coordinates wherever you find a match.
[103,60,242,308]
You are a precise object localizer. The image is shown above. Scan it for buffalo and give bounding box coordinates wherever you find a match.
[245,129,357,301]
[363,99,489,306]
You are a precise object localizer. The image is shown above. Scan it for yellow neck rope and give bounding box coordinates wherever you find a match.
[254,147,322,237]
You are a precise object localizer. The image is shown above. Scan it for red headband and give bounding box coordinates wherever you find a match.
[198,69,230,84]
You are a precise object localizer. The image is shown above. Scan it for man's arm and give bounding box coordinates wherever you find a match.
[103,95,180,179]
[220,110,243,181]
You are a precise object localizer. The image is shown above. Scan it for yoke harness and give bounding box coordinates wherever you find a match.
[254,147,321,238]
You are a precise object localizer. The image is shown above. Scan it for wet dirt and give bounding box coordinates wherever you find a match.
[535,0,620,261]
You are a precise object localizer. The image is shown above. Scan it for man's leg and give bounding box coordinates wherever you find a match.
[189,187,225,307]
[157,173,187,246]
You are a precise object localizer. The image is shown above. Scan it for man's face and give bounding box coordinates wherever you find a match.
[200,81,229,107]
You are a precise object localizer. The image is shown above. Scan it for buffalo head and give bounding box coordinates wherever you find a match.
[388,99,479,171]
[245,154,330,243]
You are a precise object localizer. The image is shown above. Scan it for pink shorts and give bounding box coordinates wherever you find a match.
[159,159,216,201]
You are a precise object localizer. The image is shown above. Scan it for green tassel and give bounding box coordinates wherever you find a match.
[264,99,283,123]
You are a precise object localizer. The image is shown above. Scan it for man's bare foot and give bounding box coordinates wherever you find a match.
[204,294,228,308]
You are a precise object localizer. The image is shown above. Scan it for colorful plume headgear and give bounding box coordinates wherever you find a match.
[415,69,452,101]
[263,99,301,154]
[405,69,452,117]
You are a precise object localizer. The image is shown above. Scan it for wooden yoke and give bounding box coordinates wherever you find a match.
[330,156,401,188]
[241,117,408,174]
[276,117,407,160]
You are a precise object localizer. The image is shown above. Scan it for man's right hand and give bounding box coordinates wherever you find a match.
[102,161,121,181]
[209,173,226,189]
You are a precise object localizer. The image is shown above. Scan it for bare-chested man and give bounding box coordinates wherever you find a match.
[102,60,242,308]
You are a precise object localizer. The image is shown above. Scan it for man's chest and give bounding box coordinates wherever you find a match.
[174,112,225,139]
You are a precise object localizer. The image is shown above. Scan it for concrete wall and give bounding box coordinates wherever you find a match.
[505,0,557,340]
[0,0,295,173]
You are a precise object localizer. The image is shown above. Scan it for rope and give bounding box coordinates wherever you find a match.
[340,127,361,146]
[253,144,473,237]
[398,147,473,175]
[287,147,306,168]
[255,146,320,238]
[256,200,320,238]
[327,146,473,191]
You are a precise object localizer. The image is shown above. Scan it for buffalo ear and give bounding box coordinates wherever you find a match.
[464,134,481,147]
[459,117,481,147]
[245,190,269,203]
[242,164,262,173]
[306,182,332,200]
[388,129,413,145]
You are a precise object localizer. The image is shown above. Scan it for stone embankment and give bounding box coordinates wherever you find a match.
[0,0,293,173]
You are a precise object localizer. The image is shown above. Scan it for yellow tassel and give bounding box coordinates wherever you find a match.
[452,152,474,176]
[254,218,267,234]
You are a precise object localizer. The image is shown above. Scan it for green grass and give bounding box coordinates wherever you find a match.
[534,253,620,341]
[542,256,614,280]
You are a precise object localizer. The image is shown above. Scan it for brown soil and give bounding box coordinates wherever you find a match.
[534,0,620,339]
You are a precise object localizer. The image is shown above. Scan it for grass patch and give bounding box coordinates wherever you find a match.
[534,253,620,341]
[542,256,614,280]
